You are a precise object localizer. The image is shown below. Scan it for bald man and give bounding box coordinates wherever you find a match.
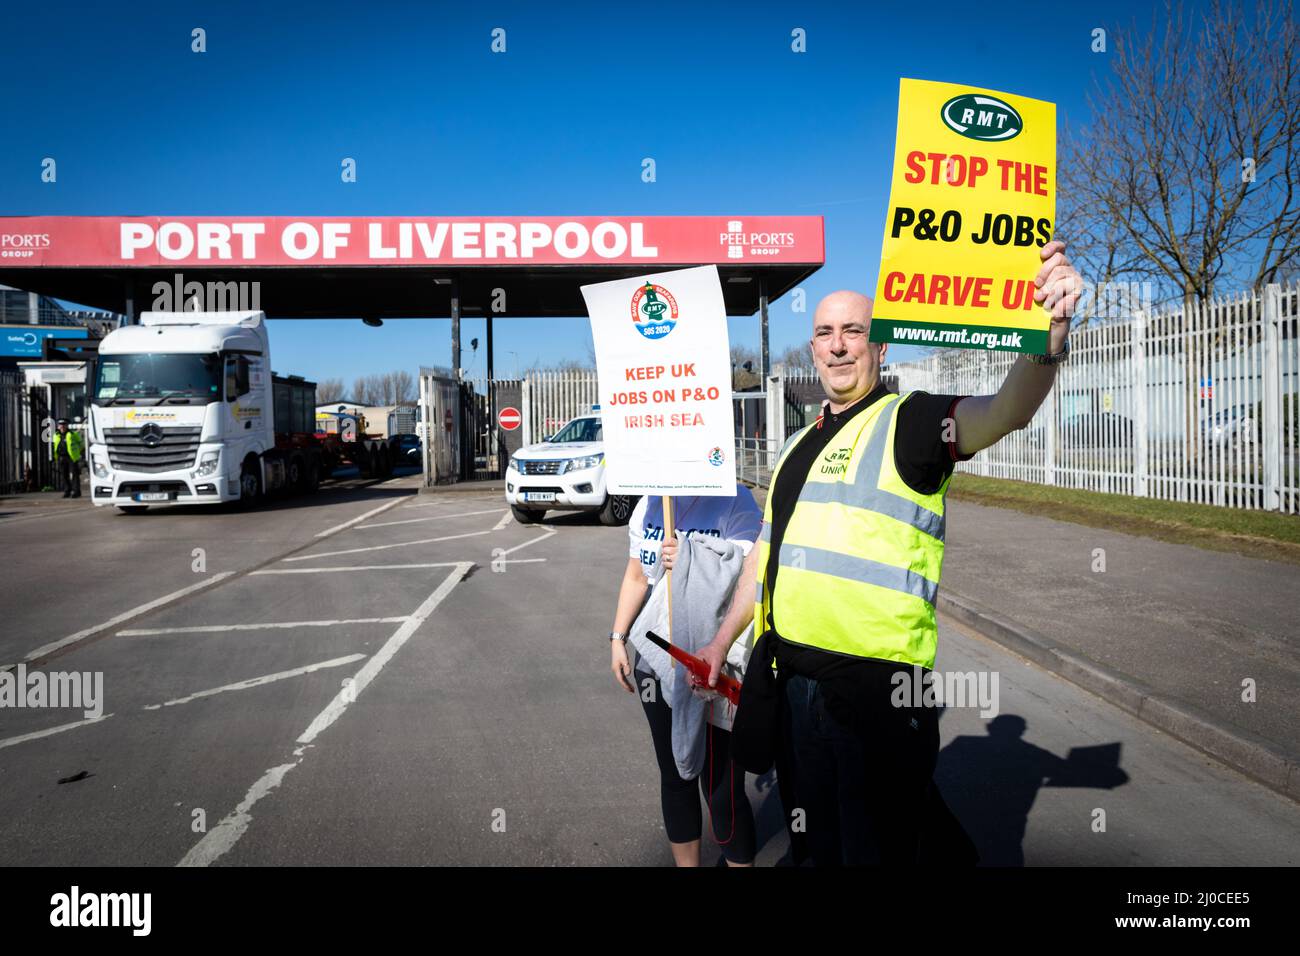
[702,240,1082,866]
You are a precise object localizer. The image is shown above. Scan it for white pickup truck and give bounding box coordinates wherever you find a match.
[505,413,638,525]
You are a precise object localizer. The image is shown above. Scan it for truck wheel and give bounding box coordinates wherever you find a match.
[117,505,148,515]
[304,459,320,494]
[356,447,372,478]
[288,454,306,493]
[598,494,637,527]
[511,505,544,524]
[239,459,262,506]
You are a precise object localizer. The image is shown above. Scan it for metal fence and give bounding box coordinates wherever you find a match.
[887,281,1300,512]
[520,371,600,446]
[426,285,1300,513]
[0,369,52,494]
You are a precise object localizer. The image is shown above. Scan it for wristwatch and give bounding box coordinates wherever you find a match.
[1027,339,1069,366]
[609,631,627,643]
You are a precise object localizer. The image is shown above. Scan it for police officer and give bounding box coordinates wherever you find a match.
[52,418,84,498]
[701,240,1083,865]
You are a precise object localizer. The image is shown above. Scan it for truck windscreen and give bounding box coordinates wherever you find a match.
[95,353,222,404]
[550,418,602,442]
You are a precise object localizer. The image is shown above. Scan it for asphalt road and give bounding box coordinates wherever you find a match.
[1,478,1297,866]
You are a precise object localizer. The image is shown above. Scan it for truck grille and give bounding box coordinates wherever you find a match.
[519,459,562,475]
[104,426,203,473]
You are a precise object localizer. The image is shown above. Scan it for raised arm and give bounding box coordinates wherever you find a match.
[953,240,1082,456]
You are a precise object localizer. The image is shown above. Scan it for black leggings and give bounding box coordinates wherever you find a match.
[637,669,756,864]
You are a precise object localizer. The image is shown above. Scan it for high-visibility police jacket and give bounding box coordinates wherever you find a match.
[754,390,948,669]
[52,429,84,462]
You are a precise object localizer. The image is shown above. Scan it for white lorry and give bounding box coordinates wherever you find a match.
[88,310,394,512]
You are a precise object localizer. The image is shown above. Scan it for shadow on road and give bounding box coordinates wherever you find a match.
[935,713,1130,866]
[747,710,1130,866]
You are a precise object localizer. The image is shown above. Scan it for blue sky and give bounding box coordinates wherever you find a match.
[1,0,1169,385]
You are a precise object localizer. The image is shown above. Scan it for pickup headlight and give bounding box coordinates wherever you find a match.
[194,451,221,478]
[92,454,110,479]
[564,454,603,473]
[507,455,520,472]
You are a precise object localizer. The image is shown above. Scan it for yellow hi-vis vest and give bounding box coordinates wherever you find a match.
[754,390,949,669]
[52,429,84,462]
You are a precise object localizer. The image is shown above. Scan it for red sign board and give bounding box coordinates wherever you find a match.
[498,406,521,431]
[0,216,824,268]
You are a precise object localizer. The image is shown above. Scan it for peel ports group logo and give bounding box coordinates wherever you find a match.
[941,93,1022,142]
[630,282,679,339]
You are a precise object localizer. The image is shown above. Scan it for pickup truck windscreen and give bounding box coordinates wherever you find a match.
[95,353,223,405]
[549,418,602,442]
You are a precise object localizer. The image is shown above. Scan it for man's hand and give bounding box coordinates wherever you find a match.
[697,637,729,689]
[1034,239,1083,354]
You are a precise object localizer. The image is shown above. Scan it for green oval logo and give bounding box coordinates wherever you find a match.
[941,93,1022,141]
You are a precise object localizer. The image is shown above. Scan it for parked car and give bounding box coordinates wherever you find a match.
[505,413,638,525]
[1204,405,1257,447]
[391,432,422,463]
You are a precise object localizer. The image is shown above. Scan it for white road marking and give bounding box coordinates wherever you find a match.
[177,562,472,867]
[492,511,513,530]
[399,497,502,509]
[284,529,492,561]
[359,508,504,530]
[252,562,466,575]
[498,530,557,557]
[297,563,470,745]
[0,714,114,751]
[143,654,366,709]
[119,618,408,636]
[314,497,407,538]
[178,762,299,868]
[2,572,236,671]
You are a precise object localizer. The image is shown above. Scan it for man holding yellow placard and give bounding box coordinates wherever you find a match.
[703,242,1079,865]
[692,79,1083,865]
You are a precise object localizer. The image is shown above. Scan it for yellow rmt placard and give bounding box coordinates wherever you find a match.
[871,78,1056,354]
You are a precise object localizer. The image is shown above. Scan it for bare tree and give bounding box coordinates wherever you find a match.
[1060,0,1300,310]
[317,377,345,404]
[352,375,380,405]
[730,344,759,370]
[774,342,815,372]
[390,370,415,403]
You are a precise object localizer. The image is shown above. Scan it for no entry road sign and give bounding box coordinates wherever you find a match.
[498,406,521,431]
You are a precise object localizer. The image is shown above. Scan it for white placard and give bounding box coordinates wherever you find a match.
[582,265,736,495]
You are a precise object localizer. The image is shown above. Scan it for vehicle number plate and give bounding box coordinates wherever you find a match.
[135,492,171,502]
[524,492,556,502]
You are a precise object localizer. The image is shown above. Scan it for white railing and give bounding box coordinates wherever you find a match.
[520,371,600,446]
[886,282,1300,512]
[735,436,780,487]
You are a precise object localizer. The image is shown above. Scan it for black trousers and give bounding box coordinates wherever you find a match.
[637,669,756,864]
[59,456,81,495]
[784,673,939,865]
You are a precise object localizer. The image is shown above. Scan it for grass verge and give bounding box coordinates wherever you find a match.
[948,473,1300,565]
